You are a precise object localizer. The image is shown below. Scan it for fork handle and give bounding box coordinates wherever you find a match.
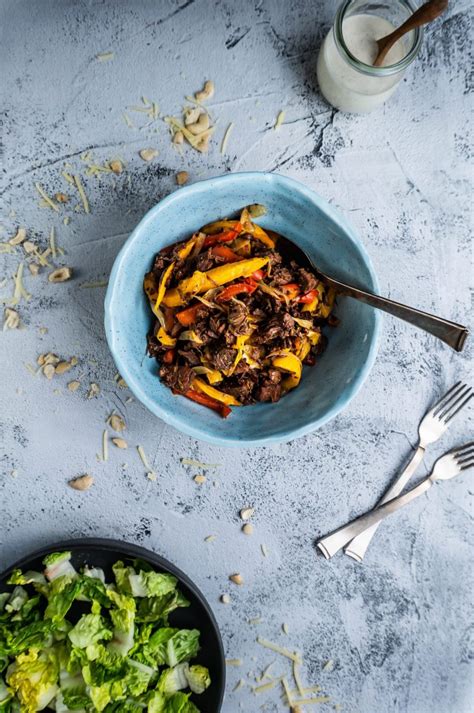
[344,445,425,561]
[323,275,469,352]
[317,478,432,559]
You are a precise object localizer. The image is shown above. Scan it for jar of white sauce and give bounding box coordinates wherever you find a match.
[317,0,423,114]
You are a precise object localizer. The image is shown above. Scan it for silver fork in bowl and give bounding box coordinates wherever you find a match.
[343,382,473,562]
[317,442,474,560]
[276,235,469,351]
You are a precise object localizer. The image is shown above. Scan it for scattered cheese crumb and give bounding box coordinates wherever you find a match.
[240,507,254,521]
[48,267,73,283]
[181,458,221,468]
[9,227,27,246]
[220,594,231,604]
[323,660,334,672]
[73,175,90,213]
[257,637,301,664]
[109,413,126,431]
[225,659,242,667]
[112,437,128,449]
[102,430,109,462]
[282,622,290,635]
[242,523,254,535]
[252,679,279,695]
[176,171,189,185]
[274,110,286,130]
[229,573,243,585]
[35,183,59,212]
[96,51,114,62]
[68,380,81,392]
[221,122,234,154]
[69,474,94,491]
[194,474,206,484]
[3,308,20,330]
[139,148,159,162]
[87,383,100,399]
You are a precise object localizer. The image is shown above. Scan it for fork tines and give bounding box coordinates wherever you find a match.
[433,382,473,423]
[455,441,474,469]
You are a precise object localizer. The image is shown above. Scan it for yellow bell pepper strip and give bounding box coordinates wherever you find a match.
[154,262,175,310]
[239,207,275,248]
[201,220,240,235]
[302,295,319,313]
[272,352,302,391]
[192,366,223,384]
[296,338,311,362]
[163,257,269,307]
[307,330,321,346]
[233,236,252,257]
[192,377,241,406]
[177,234,199,260]
[177,330,204,345]
[225,335,249,377]
[251,224,275,248]
[143,272,158,304]
[318,287,336,318]
[157,327,176,347]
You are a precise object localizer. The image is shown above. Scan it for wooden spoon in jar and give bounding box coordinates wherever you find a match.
[373,0,448,67]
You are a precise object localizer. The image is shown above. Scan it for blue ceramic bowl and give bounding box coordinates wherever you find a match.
[105,172,380,446]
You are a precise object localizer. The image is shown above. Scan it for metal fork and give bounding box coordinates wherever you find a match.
[343,382,473,562]
[317,442,474,559]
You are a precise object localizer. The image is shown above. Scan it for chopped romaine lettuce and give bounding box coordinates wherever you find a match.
[68,614,111,649]
[0,553,210,712]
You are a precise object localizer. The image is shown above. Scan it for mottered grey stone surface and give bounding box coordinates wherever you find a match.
[1,1,473,711]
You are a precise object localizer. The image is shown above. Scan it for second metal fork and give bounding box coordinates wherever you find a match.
[344,381,473,562]
[318,442,474,560]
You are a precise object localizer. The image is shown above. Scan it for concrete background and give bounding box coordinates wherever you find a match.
[1,1,473,711]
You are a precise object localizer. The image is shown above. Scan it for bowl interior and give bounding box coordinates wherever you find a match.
[0,539,225,713]
[105,173,379,445]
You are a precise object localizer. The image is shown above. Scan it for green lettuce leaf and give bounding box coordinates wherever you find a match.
[136,591,190,624]
[165,630,200,667]
[157,664,189,694]
[185,665,210,695]
[44,577,82,625]
[163,692,199,713]
[68,614,111,649]
[6,649,59,713]
[107,591,136,656]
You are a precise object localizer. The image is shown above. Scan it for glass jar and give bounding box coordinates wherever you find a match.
[317,0,423,114]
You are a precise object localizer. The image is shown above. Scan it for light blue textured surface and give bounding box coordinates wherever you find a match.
[1,1,473,712]
[105,172,380,445]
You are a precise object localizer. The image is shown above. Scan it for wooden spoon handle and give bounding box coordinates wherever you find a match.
[374,0,448,66]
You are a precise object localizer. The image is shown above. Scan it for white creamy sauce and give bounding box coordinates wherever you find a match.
[317,14,409,114]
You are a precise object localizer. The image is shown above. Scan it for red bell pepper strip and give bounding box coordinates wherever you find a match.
[176,303,203,327]
[210,245,241,262]
[281,282,301,299]
[203,223,242,248]
[162,349,176,364]
[183,389,232,418]
[216,281,257,301]
[298,288,318,304]
[251,269,265,281]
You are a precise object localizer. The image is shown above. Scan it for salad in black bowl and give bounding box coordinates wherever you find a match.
[0,540,225,713]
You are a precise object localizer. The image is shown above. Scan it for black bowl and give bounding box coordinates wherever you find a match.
[0,538,225,712]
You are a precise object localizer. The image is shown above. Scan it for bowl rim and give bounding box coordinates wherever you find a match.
[104,171,381,446]
[0,538,226,712]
